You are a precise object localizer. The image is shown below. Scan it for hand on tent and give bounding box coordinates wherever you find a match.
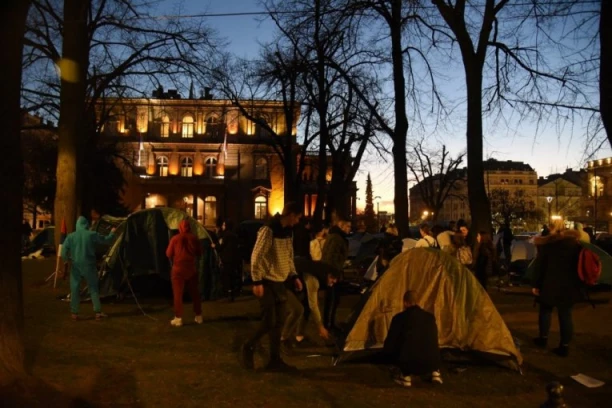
[531,288,540,296]
[110,228,117,234]
[253,284,264,298]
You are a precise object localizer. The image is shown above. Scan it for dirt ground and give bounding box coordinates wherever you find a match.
[4,258,612,407]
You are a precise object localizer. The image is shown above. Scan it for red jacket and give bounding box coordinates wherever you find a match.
[166,220,203,277]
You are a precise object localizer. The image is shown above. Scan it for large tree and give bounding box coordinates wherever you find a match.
[23,0,221,243]
[0,0,32,386]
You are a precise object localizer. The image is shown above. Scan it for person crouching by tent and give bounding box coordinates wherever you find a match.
[61,216,116,321]
[384,290,443,387]
[166,219,204,327]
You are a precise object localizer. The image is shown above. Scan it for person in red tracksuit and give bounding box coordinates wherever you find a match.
[166,220,204,327]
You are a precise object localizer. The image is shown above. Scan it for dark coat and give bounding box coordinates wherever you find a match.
[383,306,441,375]
[532,230,583,307]
[474,243,498,286]
[321,226,349,275]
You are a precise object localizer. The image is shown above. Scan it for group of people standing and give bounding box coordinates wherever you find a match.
[415,219,501,289]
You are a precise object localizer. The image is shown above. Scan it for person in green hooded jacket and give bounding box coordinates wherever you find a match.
[61,216,116,320]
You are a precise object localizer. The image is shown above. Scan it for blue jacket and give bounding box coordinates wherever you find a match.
[61,216,115,266]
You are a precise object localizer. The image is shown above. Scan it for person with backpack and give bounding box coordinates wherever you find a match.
[531,220,583,357]
[415,224,439,249]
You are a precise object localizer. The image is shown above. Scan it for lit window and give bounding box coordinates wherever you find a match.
[181,157,193,177]
[161,115,170,138]
[157,155,169,177]
[204,196,217,226]
[205,157,217,178]
[255,196,267,219]
[255,157,268,179]
[182,115,194,138]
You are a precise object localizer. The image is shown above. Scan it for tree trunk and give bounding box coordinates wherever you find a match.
[465,66,492,234]
[390,0,410,237]
[0,0,31,386]
[601,0,612,145]
[54,0,90,244]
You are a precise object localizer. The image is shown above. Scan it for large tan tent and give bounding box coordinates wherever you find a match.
[340,248,523,370]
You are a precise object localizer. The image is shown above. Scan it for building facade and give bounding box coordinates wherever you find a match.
[409,159,538,225]
[536,169,585,224]
[581,159,612,232]
[98,88,356,227]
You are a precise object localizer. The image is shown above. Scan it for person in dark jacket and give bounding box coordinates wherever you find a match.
[219,219,240,301]
[531,222,582,357]
[321,219,350,329]
[473,231,498,289]
[293,217,313,259]
[166,219,204,327]
[384,290,443,387]
[61,216,116,320]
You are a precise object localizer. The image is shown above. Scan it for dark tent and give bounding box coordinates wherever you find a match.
[93,208,216,299]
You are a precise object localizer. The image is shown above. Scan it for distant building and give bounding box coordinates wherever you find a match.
[537,169,585,224]
[409,159,538,224]
[96,87,356,227]
[582,158,612,232]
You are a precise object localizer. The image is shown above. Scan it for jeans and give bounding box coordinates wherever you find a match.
[323,285,339,329]
[281,290,304,340]
[70,263,101,314]
[245,281,288,362]
[538,304,573,345]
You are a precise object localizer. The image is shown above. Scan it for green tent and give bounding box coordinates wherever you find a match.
[94,207,215,298]
[523,241,612,285]
[338,248,523,371]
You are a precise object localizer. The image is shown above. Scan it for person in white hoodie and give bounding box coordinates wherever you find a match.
[415,224,439,248]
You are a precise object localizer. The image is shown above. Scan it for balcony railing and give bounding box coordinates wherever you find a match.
[137,174,224,184]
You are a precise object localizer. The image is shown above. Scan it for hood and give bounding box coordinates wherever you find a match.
[533,229,580,246]
[76,216,90,231]
[179,219,191,234]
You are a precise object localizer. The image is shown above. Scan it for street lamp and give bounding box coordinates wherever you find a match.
[546,196,553,223]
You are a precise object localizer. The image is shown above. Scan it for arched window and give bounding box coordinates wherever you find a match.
[181,157,193,177]
[182,115,194,138]
[157,155,169,177]
[254,195,267,220]
[255,157,268,180]
[204,196,217,226]
[205,156,217,178]
[160,115,170,137]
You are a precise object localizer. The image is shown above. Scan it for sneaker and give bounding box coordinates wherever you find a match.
[394,375,411,387]
[239,343,255,370]
[431,371,443,385]
[553,345,569,357]
[263,359,298,372]
[95,313,107,321]
[170,317,183,327]
[194,315,203,324]
[533,337,548,348]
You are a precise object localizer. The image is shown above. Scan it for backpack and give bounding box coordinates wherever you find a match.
[457,246,473,266]
[578,247,601,286]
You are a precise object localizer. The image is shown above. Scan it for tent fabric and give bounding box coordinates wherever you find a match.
[96,208,214,298]
[401,238,417,252]
[524,241,612,285]
[341,248,522,369]
[510,240,536,262]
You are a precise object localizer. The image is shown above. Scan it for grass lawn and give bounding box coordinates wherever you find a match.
[3,258,612,407]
